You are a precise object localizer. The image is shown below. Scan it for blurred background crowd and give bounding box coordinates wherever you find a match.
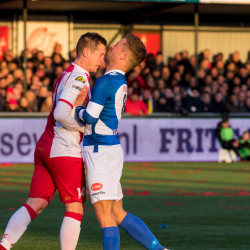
[1,45,250,116]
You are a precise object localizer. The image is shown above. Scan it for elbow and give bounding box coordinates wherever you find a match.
[84,117,97,125]
[53,108,64,123]
[82,111,98,124]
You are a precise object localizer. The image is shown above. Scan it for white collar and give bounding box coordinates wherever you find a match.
[105,69,125,75]
[72,62,90,76]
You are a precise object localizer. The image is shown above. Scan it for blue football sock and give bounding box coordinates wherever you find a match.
[102,226,120,250]
[119,213,164,250]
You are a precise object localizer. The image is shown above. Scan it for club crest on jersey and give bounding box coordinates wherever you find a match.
[75,76,85,83]
[72,85,82,91]
[65,196,71,201]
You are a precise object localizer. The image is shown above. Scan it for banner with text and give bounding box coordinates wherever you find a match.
[0,118,249,163]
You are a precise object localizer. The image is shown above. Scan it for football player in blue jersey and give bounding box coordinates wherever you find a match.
[76,34,169,250]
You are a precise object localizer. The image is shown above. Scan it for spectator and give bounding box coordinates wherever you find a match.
[164,88,174,109]
[52,43,65,63]
[227,51,242,74]
[239,91,246,110]
[155,95,173,112]
[200,59,210,74]
[216,60,225,76]
[152,65,161,81]
[0,91,5,111]
[152,89,160,112]
[125,91,147,116]
[18,97,33,112]
[225,94,245,113]
[244,97,250,112]
[41,96,52,112]
[142,89,153,114]
[186,87,202,113]
[153,52,165,71]
[212,52,223,67]
[201,92,211,112]
[37,86,48,111]
[210,92,227,113]
[161,66,170,84]
[173,95,183,113]
[6,99,19,112]
[239,67,248,84]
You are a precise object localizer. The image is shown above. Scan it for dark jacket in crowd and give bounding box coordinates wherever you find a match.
[210,100,227,113]
[201,102,212,112]
[225,100,245,113]
[186,95,202,113]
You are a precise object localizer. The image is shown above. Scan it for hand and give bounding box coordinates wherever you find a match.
[138,110,144,116]
[75,105,86,118]
[233,140,239,148]
[75,86,88,108]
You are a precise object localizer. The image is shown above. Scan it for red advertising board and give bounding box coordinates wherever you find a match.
[133,32,161,56]
[0,27,9,60]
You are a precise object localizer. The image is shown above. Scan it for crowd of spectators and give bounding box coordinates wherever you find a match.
[0,44,76,112]
[1,45,250,116]
[124,49,250,116]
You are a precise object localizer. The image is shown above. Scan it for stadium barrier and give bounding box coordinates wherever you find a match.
[0,113,249,162]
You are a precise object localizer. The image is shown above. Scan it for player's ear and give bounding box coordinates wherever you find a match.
[82,48,90,58]
[120,53,128,60]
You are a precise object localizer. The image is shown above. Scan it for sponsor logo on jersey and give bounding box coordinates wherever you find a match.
[123,85,127,92]
[75,76,85,83]
[92,191,105,196]
[72,85,82,91]
[109,72,118,75]
[113,129,118,135]
[91,183,103,191]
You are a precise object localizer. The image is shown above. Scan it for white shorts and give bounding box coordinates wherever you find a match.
[83,145,124,204]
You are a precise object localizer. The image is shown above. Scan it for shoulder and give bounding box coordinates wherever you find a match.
[70,66,88,84]
[62,68,88,90]
[93,75,112,91]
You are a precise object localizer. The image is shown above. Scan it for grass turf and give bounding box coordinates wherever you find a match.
[0,162,250,250]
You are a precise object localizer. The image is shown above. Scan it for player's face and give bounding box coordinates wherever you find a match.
[106,39,126,65]
[89,44,106,73]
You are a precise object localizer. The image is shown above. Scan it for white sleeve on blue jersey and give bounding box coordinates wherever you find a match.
[79,76,111,124]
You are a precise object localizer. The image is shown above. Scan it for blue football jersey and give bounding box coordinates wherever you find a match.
[81,70,127,152]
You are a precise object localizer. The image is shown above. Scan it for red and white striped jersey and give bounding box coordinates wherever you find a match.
[35,62,90,159]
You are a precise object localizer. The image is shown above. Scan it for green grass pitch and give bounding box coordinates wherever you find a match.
[0,162,250,250]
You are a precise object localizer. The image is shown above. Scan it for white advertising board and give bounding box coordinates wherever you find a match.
[0,118,249,163]
[18,21,69,59]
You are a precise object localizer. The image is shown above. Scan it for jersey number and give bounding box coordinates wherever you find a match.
[77,187,85,199]
[121,94,127,115]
